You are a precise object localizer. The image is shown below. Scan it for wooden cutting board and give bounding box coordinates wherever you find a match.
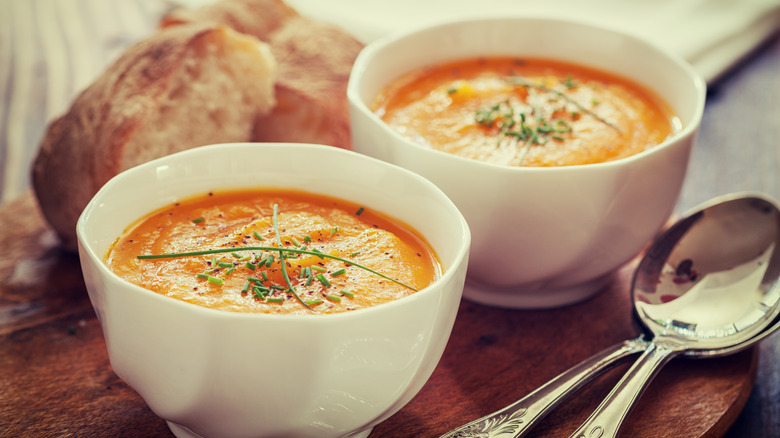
[0,192,756,437]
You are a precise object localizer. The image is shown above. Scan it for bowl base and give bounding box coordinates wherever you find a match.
[167,421,374,438]
[462,273,616,309]
[167,422,203,438]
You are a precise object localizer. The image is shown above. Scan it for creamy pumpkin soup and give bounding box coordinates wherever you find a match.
[105,189,440,315]
[373,57,679,167]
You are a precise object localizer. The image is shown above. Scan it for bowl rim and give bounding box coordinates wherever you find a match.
[76,142,471,321]
[347,15,707,173]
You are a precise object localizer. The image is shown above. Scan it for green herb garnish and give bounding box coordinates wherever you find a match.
[138,204,417,312]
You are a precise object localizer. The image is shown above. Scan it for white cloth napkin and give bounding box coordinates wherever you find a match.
[282,0,780,84]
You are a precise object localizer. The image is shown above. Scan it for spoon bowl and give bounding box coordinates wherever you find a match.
[439,193,780,438]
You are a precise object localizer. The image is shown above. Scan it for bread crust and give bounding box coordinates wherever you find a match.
[163,0,363,148]
[252,17,362,147]
[32,24,276,250]
[161,0,300,40]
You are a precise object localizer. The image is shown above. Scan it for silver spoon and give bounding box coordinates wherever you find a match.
[440,193,780,438]
[569,193,780,438]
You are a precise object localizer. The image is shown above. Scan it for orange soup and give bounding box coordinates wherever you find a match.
[373,57,679,167]
[105,189,440,315]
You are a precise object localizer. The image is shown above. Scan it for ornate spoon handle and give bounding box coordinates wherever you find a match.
[567,338,686,438]
[439,338,649,438]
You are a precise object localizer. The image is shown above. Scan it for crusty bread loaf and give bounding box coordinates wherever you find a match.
[32,24,277,251]
[33,0,363,251]
[162,0,363,148]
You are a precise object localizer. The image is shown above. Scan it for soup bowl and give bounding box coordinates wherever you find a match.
[77,143,470,438]
[348,16,706,308]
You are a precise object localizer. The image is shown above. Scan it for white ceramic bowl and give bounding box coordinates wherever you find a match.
[348,17,706,309]
[77,143,470,438]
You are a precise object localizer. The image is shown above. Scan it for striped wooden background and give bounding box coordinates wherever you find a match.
[0,0,168,203]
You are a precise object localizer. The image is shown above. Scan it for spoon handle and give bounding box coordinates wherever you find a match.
[438,338,648,438]
[567,338,686,438]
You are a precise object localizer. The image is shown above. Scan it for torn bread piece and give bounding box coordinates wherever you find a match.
[163,0,363,148]
[32,24,277,251]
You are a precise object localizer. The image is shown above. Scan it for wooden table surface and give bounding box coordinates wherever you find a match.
[2,7,779,438]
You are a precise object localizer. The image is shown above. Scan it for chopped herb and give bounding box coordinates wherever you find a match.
[355,207,364,216]
[140,246,416,292]
[253,231,265,241]
[272,204,309,309]
[316,273,331,287]
[192,217,205,224]
[326,294,342,302]
[340,290,355,298]
[198,274,222,286]
[245,262,257,270]
[311,265,327,272]
[266,297,284,303]
[331,268,347,277]
[305,299,323,306]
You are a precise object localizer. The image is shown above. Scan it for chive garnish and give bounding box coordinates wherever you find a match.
[506,76,621,133]
[331,268,347,277]
[253,231,265,241]
[192,217,205,224]
[140,246,416,291]
[355,207,364,216]
[316,273,331,287]
[206,275,222,285]
[272,204,310,310]
[137,205,420,311]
